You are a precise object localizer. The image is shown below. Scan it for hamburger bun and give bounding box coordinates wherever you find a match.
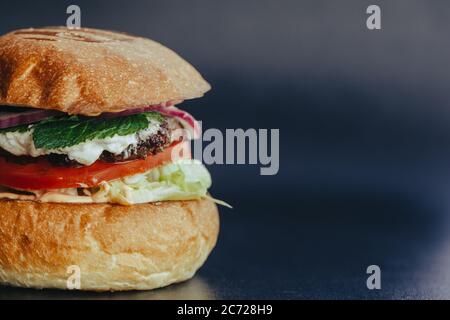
[0,27,211,115]
[0,198,219,291]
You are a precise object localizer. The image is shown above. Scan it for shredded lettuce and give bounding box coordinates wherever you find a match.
[93,160,213,205]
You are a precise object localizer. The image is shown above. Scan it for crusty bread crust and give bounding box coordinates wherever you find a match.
[0,198,219,291]
[0,27,211,115]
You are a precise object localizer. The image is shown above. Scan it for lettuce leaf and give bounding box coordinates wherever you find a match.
[95,160,212,205]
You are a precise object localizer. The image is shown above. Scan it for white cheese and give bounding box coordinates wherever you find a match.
[0,119,161,165]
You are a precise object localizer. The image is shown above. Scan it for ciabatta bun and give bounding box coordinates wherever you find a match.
[0,27,210,115]
[0,198,219,291]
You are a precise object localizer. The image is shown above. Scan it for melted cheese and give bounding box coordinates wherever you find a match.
[0,119,161,165]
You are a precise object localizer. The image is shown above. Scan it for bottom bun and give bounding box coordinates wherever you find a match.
[0,198,219,291]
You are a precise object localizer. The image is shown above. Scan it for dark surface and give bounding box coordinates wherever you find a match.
[3,188,450,300]
[2,0,450,299]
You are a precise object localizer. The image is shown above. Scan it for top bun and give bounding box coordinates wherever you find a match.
[0,27,211,115]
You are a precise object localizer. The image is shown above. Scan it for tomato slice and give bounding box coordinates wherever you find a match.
[0,142,188,190]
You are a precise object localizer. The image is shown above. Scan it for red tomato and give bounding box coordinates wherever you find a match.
[0,142,188,190]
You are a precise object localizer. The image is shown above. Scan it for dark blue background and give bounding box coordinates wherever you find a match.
[2,0,450,299]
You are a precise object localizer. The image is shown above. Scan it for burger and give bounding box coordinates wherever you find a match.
[0,27,220,291]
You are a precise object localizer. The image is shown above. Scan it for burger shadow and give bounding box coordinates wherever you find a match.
[0,276,218,300]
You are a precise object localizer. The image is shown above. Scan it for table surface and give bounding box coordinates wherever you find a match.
[2,182,450,300]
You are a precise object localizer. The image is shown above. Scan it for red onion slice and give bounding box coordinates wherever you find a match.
[100,103,201,139]
[157,107,201,139]
[100,101,177,118]
[141,105,201,139]
[0,108,62,129]
[0,102,200,140]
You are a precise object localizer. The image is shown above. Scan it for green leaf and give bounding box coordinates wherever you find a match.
[33,112,164,150]
[0,124,31,134]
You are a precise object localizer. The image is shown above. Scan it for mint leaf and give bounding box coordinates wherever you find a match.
[33,112,164,150]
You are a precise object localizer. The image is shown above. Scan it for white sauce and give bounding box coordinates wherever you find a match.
[0,119,161,165]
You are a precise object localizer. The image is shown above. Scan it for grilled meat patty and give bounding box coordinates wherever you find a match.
[0,120,174,167]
